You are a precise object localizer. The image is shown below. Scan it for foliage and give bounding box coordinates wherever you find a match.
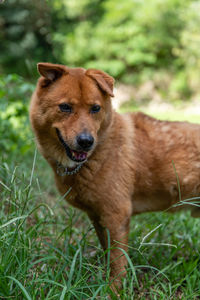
[0,74,34,159]
[0,0,54,77]
[51,0,200,97]
[1,0,200,96]
[58,0,186,77]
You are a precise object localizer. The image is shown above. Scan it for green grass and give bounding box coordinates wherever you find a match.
[1,108,200,299]
[0,156,111,299]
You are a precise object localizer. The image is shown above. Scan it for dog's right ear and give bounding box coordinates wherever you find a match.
[86,69,114,97]
[37,62,67,86]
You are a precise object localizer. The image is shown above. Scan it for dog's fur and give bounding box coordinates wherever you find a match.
[30,62,200,287]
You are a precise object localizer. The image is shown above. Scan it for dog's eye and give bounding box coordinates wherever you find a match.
[90,104,101,114]
[59,103,72,113]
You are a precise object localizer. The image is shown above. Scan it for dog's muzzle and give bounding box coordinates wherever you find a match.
[56,129,91,163]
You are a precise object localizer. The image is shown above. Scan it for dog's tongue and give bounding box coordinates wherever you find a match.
[72,150,87,161]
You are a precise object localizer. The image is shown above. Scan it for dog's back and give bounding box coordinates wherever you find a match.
[123,112,200,214]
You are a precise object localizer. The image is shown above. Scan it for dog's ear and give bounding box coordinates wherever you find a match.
[86,69,114,97]
[37,62,67,82]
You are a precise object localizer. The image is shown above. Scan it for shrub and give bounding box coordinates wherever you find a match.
[0,74,34,159]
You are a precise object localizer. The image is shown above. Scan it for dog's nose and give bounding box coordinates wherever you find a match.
[76,133,94,150]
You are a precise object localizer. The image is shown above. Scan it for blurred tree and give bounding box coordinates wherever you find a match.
[179,1,200,92]
[0,0,55,77]
[54,0,189,82]
[0,74,34,157]
[0,0,200,100]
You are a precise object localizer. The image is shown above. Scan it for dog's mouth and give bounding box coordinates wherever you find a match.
[56,129,88,163]
[70,149,88,162]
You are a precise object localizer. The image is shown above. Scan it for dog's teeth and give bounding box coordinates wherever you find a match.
[70,149,87,161]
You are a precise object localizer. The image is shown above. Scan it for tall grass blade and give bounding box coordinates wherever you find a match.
[59,286,67,300]
[67,248,80,288]
[0,215,28,229]
[0,180,11,191]
[117,247,139,287]
[6,276,32,300]
[29,148,37,186]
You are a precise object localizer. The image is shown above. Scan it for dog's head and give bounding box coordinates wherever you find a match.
[30,62,114,168]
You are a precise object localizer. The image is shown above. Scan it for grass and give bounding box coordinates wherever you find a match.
[1,107,200,299]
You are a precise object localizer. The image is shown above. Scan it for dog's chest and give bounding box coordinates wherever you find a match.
[55,169,98,211]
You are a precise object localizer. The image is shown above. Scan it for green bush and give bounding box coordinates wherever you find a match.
[53,0,188,79]
[0,0,54,77]
[1,0,200,100]
[52,0,200,96]
[0,74,34,158]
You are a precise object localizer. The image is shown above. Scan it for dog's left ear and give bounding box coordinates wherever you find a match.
[37,62,67,81]
[86,69,114,97]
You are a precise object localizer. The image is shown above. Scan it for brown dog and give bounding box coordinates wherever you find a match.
[30,62,200,288]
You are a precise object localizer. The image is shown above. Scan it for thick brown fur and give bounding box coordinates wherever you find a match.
[30,62,200,288]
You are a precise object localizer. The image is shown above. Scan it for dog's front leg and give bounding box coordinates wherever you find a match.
[89,212,130,290]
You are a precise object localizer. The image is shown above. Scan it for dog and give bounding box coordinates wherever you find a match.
[30,62,200,289]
